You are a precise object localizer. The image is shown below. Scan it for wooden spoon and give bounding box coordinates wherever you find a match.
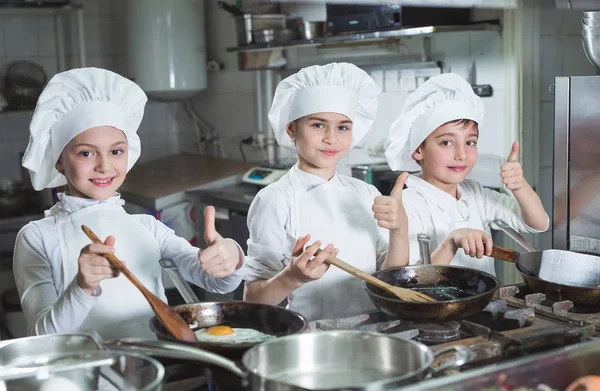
[81,225,197,342]
[315,250,436,303]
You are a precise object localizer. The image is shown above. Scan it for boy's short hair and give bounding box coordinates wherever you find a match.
[413,119,479,166]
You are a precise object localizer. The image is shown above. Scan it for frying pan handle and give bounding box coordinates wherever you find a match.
[106,339,248,380]
[417,233,432,265]
[429,345,475,376]
[491,219,539,252]
[159,258,200,304]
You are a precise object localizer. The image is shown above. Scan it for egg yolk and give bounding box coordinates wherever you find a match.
[206,326,235,336]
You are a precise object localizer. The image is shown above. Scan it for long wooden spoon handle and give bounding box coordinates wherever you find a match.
[81,225,149,297]
[317,250,396,291]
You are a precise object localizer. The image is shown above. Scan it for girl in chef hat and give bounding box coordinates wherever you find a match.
[13,68,245,339]
[385,73,549,274]
[243,62,410,321]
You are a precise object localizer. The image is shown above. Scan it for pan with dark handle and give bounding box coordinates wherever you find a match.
[491,219,600,306]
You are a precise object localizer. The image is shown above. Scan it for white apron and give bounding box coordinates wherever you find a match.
[288,175,380,321]
[409,181,495,275]
[55,203,165,340]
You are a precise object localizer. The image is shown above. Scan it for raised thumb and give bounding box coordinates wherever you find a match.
[204,206,219,246]
[391,172,409,197]
[506,141,520,163]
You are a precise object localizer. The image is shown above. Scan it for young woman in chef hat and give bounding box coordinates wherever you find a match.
[13,68,245,339]
[243,62,409,321]
[385,73,549,274]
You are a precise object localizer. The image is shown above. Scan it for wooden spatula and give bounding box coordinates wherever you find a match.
[81,225,197,342]
[315,250,436,303]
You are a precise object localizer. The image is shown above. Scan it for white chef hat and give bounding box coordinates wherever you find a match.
[22,67,147,191]
[268,62,380,148]
[385,73,484,171]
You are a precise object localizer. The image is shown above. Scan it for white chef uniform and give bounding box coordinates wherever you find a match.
[403,175,546,274]
[385,73,548,274]
[244,62,385,321]
[14,68,244,339]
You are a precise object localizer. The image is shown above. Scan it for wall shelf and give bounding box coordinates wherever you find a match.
[0,2,86,71]
[0,109,34,116]
[0,2,81,16]
[226,21,501,53]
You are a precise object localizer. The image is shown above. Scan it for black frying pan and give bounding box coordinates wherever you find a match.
[365,265,500,321]
[149,301,309,360]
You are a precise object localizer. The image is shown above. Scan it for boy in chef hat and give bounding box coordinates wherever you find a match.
[243,62,410,321]
[14,68,245,339]
[385,73,548,275]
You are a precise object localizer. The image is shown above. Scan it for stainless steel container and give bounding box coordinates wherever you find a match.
[297,21,327,40]
[0,334,103,390]
[252,28,298,44]
[0,334,165,391]
[351,163,401,195]
[113,330,473,391]
[235,14,286,45]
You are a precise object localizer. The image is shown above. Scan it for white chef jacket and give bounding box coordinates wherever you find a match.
[13,193,244,336]
[404,175,549,275]
[244,165,389,320]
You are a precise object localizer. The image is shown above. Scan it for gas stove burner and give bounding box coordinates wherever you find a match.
[414,321,461,345]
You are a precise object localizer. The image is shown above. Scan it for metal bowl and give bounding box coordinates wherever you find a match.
[582,18,600,27]
[0,335,164,391]
[582,31,600,69]
[583,11,600,20]
[4,60,46,110]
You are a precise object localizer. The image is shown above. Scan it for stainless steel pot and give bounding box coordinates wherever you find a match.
[297,21,327,40]
[0,334,164,391]
[112,330,473,391]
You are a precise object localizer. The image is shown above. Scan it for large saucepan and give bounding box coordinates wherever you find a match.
[364,234,500,321]
[149,301,310,359]
[112,330,474,391]
[492,219,600,306]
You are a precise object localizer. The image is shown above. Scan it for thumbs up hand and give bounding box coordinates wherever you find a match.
[372,172,409,231]
[198,206,243,278]
[203,205,222,246]
[501,141,525,191]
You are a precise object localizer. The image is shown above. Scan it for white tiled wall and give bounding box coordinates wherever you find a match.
[0,0,181,181]
[536,6,597,249]
[176,0,260,162]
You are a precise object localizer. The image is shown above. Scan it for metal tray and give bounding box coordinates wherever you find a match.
[394,339,600,390]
